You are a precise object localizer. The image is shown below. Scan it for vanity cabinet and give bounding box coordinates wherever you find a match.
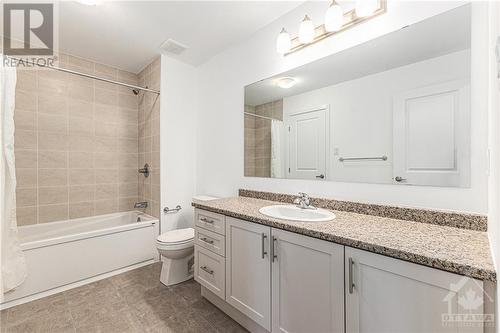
[271,229,344,333]
[225,217,272,331]
[345,247,484,333]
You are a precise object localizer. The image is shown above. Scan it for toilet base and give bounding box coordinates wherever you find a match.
[159,254,194,286]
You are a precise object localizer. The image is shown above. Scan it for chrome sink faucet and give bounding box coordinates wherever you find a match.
[293,192,316,210]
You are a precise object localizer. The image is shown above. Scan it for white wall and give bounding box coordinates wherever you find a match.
[283,50,470,184]
[160,56,197,233]
[195,1,489,214]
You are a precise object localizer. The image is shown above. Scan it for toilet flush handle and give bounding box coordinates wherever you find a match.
[163,205,182,214]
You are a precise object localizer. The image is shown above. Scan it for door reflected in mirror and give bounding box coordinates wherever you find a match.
[244,5,471,187]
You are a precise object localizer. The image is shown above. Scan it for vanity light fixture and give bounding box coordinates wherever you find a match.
[277,0,386,55]
[325,0,344,32]
[275,77,296,89]
[276,28,291,54]
[298,15,315,44]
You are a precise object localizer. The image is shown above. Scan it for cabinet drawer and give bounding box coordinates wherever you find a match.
[195,228,225,257]
[195,209,225,235]
[194,245,225,299]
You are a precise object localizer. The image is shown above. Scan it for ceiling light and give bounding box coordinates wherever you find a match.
[355,0,378,17]
[325,0,344,32]
[275,77,296,89]
[76,0,100,5]
[298,15,315,44]
[276,28,291,54]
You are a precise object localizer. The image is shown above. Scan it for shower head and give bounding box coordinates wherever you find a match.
[132,89,140,95]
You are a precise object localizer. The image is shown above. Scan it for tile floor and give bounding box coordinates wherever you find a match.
[0,263,247,333]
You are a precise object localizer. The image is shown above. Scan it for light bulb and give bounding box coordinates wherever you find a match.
[325,0,343,32]
[355,0,378,17]
[298,15,315,44]
[276,28,291,54]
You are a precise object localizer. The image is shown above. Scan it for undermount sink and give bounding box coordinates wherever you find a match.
[259,205,336,222]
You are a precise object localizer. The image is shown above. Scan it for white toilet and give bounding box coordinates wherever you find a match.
[156,227,195,286]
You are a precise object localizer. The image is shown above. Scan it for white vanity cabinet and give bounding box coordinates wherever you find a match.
[345,247,484,333]
[225,217,272,331]
[271,229,345,333]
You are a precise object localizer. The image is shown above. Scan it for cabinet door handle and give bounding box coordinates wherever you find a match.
[200,237,214,245]
[261,233,268,259]
[348,257,355,294]
[200,265,214,275]
[271,236,278,262]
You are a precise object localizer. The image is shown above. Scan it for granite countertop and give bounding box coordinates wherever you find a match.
[192,197,496,282]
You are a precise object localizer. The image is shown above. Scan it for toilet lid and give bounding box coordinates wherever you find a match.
[157,228,194,244]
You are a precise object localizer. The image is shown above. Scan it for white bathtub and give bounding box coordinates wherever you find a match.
[1,211,159,308]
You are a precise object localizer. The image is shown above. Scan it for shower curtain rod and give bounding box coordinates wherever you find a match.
[244,112,282,121]
[10,57,160,95]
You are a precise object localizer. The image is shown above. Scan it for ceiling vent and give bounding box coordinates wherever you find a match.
[160,39,188,55]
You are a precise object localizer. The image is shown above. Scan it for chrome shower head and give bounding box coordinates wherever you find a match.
[132,89,140,95]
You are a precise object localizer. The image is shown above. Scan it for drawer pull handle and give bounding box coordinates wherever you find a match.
[200,217,214,224]
[200,266,214,275]
[200,237,214,245]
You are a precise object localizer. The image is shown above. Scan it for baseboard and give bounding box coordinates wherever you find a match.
[201,286,269,333]
[0,259,156,310]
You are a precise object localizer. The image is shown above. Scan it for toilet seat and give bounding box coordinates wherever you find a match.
[156,228,194,250]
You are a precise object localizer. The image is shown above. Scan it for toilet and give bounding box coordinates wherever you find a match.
[156,227,195,286]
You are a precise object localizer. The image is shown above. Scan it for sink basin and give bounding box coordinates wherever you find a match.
[259,205,336,222]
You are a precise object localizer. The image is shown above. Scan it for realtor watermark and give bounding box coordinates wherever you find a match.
[442,277,494,328]
[2,2,58,68]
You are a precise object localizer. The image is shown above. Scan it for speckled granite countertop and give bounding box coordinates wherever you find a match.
[192,197,496,282]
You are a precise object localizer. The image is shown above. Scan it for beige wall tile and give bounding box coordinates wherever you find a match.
[95,184,118,199]
[119,197,138,211]
[15,130,36,150]
[16,168,37,187]
[118,94,137,110]
[39,186,68,205]
[39,168,68,186]
[94,104,118,123]
[94,199,118,215]
[39,204,68,223]
[118,153,138,169]
[94,153,117,169]
[95,89,117,106]
[69,185,94,203]
[16,188,37,207]
[69,202,94,219]
[38,151,68,168]
[69,169,95,185]
[17,71,37,91]
[17,206,37,225]
[38,132,68,151]
[69,82,94,102]
[119,182,137,197]
[37,76,68,95]
[69,117,94,136]
[68,99,93,119]
[15,90,37,111]
[15,150,37,168]
[94,122,117,137]
[38,94,67,115]
[68,135,95,152]
[15,110,36,131]
[94,63,117,78]
[69,152,93,169]
[94,136,117,152]
[118,138,138,154]
[38,113,68,133]
[118,168,138,183]
[95,170,118,184]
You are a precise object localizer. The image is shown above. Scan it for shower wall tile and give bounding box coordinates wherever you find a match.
[14,53,143,225]
[137,57,161,218]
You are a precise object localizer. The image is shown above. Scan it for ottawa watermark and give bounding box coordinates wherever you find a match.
[2,2,58,68]
[442,277,495,328]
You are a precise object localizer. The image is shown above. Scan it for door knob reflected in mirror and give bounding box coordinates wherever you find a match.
[316,174,325,179]
[395,176,407,182]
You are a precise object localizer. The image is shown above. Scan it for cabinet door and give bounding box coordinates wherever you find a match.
[225,217,271,330]
[345,247,484,333]
[272,229,344,333]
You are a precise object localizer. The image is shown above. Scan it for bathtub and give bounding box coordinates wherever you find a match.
[1,211,159,308]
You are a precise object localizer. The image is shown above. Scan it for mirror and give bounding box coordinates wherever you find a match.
[244,5,471,187]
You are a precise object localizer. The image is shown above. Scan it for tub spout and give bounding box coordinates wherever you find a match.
[134,201,148,209]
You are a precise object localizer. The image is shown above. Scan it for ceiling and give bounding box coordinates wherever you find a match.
[57,1,303,73]
[245,4,471,106]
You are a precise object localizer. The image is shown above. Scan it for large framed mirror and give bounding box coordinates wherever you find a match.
[244,5,471,187]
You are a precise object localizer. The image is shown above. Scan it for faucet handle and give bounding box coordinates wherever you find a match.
[298,192,309,198]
